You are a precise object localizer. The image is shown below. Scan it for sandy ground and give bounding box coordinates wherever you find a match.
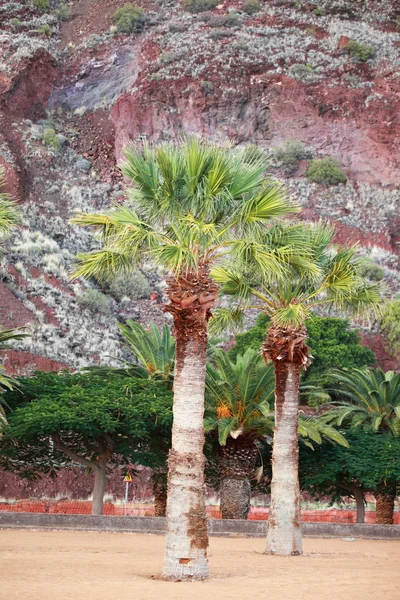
[0,530,399,600]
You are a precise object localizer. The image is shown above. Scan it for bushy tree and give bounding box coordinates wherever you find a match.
[379,299,400,358]
[0,372,172,515]
[112,4,145,33]
[306,157,347,186]
[300,429,400,524]
[229,314,375,387]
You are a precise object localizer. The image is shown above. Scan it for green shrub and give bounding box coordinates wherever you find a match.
[243,0,260,15]
[42,128,62,151]
[184,0,219,14]
[112,4,145,33]
[54,4,72,21]
[343,40,376,62]
[313,6,325,16]
[289,63,316,83]
[39,24,53,37]
[10,18,23,30]
[306,157,347,186]
[209,13,239,27]
[109,272,150,302]
[358,259,385,282]
[275,140,313,172]
[379,300,400,358]
[32,0,50,11]
[78,289,112,316]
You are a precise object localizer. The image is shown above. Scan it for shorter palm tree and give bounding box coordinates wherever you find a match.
[323,367,400,523]
[213,222,380,553]
[205,348,348,519]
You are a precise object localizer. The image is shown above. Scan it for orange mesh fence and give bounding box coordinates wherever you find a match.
[0,501,398,523]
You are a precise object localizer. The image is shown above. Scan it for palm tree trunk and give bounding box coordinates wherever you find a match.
[92,464,106,516]
[162,268,218,581]
[266,360,302,555]
[375,485,396,524]
[218,437,258,519]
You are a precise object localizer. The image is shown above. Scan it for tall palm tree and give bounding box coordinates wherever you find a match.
[213,223,380,555]
[323,367,400,524]
[71,138,302,580]
[205,348,347,519]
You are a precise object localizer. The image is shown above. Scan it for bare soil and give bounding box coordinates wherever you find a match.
[0,530,399,600]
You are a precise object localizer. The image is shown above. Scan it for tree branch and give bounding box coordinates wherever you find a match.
[52,433,96,470]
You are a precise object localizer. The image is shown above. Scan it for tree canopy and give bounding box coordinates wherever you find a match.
[0,371,172,478]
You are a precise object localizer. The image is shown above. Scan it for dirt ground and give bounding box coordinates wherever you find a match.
[0,530,399,600]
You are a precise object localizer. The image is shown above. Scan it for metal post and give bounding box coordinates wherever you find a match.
[125,481,129,504]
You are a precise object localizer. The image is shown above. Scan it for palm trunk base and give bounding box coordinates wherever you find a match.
[266,514,302,556]
[220,478,251,520]
[375,492,395,525]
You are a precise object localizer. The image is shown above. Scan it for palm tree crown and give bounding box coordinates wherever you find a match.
[323,368,400,437]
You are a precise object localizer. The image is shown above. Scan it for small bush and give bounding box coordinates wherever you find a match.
[54,4,72,21]
[379,300,400,358]
[10,18,23,30]
[243,0,260,15]
[313,6,325,17]
[109,272,150,302]
[32,0,50,11]
[343,40,376,62]
[112,4,145,34]
[289,63,316,83]
[39,24,53,37]
[306,157,347,186]
[358,260,385,282]
[184,0,219,14]
[42,128,62,151]
[209,13,239,27]
[275,140,313,172]
[78,289,112,316]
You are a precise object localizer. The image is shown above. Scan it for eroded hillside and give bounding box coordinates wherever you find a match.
[1,0,399,372]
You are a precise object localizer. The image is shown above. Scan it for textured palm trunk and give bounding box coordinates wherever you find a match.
[92,464,106,516]
[218,437,258,520]
[163,268,218,581]
[262,325,310,556]
[375,485,396,524]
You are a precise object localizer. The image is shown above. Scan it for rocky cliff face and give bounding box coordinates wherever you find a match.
[0,0,399,373]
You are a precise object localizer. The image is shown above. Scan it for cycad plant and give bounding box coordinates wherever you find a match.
[213,222,380,555]
[205,348,347,520]
[323,367,400,523]
[72,138,301,580]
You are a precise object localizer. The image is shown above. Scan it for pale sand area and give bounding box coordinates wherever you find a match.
[0,530,399,600]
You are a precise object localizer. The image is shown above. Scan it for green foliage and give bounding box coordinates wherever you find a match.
[243,0,261,15]
[0,167,21,236]
[205,348,347,448]
[306,157,347,186]
[42,128,61,151]
[229,315,375,385]
[274,140,313,172]
[77,288,112,316]
[205,349,274,445]
[184,0,219,13]
[323,368,400,437]
[112,4,145,33]
[344,40,376,62]
[10,18,23,30]
[39,24,53,37]
[32,0,50,11]
[358,259,385,282]
[108,271,150,301]
[379,300,400,358]
[299,429,400,501]
[0,372,172,475]
[313,6,325,17]
[289,63,316,83]
[54,4,72,21]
